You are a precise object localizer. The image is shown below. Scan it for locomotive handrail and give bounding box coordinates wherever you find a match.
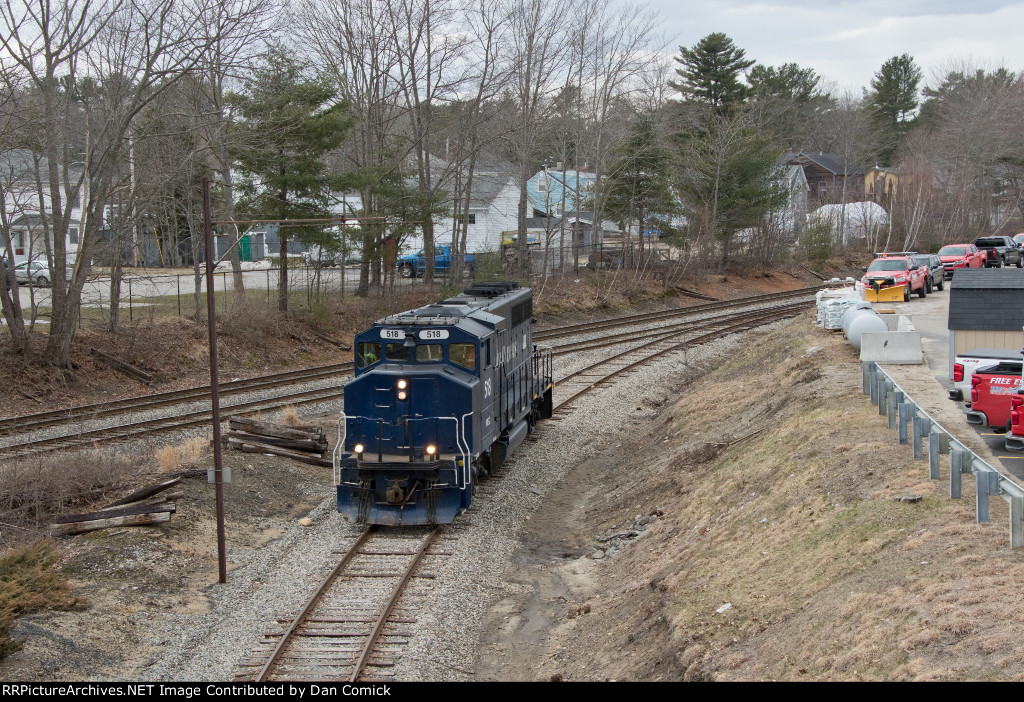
[459,411,473,489]
[333,413,348,486]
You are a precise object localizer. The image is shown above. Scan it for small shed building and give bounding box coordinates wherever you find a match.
[947,268,1024,376]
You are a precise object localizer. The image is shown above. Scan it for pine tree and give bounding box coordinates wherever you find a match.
[671,32,754,114]
[866,54,922,163]
[228,47,351,312]
[604,118,678,252]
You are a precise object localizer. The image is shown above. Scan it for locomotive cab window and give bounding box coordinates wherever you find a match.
[357,342,381,368]
[416,344,443,362]
[385,343,410,362]
[449,343,476,370]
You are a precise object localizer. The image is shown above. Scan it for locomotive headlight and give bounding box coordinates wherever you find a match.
[397,390,408,400]
[426,444,437,456]
[354,443,365,458]
[397,379,408,390]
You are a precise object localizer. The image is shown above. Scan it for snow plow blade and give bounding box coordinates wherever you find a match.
[865,285,905,303]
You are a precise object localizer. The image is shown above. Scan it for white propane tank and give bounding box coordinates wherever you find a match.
[847,312,888,351]
[841,302,875,336]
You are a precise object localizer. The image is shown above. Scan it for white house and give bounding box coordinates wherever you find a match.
[402,158,520,255]
[0,150,83,265]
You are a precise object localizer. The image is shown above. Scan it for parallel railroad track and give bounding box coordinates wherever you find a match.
[239,526,441,683]
[0,362,352,437]
[551,303,809,414]
[0,288,820,458]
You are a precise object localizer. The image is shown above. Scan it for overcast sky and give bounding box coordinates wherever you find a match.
[647,0,1024,93]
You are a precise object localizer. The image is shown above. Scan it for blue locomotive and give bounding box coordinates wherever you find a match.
[333,282,553,525]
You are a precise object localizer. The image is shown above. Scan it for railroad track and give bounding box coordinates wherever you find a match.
[239,526,441,682]
[0,362,352,437]
[0,287,820,458]
[551,303,809,414]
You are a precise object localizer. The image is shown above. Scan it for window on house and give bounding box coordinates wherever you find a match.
[538,180,547,193]
[69,227,79,244]
[454,214,476,225]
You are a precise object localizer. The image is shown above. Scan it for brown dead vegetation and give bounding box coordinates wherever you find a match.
[487,315,1024,682]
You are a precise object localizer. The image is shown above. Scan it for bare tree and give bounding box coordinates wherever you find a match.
[0,0,250,368]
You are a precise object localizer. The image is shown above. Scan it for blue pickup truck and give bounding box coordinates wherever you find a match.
[396,245,475,278]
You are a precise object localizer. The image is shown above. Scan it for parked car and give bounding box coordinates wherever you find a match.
[938,243,986,278]
[14,260,54,286]
[396,245,475,278]
[965,361,1023,430]
[912,253,944,293]
[973,235,1023,268]
[950,348,1024,401]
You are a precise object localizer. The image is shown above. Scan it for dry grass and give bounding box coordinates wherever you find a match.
[279,405,300,426]
[0,541,81,661]
[563,316,1024,682]
[155,437,209,473]
[0,448,142,532]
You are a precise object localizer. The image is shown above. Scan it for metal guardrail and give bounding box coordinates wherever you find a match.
[862,361,1024,548]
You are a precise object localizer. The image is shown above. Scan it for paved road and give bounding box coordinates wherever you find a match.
[883,278,1024,481]
[8,264,379,313]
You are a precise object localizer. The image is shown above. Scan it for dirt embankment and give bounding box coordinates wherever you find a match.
[479,316,1024,682]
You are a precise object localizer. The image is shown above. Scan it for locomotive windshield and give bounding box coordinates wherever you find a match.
[415,344,443,362]
[450,342,476,370]
[385,343,409,361]
[357,342,380,368]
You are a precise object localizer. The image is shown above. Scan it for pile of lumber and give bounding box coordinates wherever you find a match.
[50,477,181,536]
[223,416,331,467]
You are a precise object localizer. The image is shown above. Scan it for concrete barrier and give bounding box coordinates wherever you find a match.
[859,314,923,363]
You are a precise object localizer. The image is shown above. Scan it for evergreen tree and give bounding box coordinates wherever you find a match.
[604,117,678,250]
[748,62,833,149]
[675,111,786,265]
[866,54,922,163]
[671,32,754,114]
[228,47,351,312]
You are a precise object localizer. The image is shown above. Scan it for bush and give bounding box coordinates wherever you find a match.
[799,219,834,264]
[0,448,141,528]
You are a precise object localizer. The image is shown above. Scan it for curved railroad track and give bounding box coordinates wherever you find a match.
[0,287,820,458]
[238,526,441,683]
[550,302,808,414]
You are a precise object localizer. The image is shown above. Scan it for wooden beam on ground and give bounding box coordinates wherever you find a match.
[307,330,351,351]
[103,478,182,509]
[226,437,332,466]
[90,348,154,384]
[53,500,177,525]
[674,286,720,301]
[224,431,327,453]
[51,511,173,536]
[228,417,325,441]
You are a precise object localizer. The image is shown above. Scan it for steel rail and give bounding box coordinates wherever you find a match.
[349,527,439,682]
[553,305,807,412]
[256,528,374,682]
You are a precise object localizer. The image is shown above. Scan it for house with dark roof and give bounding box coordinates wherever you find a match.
[947,268,1024,376]
[781,151,866,208]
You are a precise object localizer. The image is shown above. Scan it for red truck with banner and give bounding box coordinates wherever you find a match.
[965,362,1022,430]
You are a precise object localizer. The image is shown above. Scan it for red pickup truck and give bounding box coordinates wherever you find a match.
[938,243,986,279]
[965,362,1022,430]
[860,255,928,302]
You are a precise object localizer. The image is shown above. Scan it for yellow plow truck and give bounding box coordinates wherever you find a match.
[861,254,928,302]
